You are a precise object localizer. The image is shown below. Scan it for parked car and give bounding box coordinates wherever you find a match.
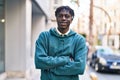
[89,46,120,73]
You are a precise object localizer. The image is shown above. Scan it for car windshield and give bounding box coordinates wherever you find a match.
[97,47,113,55]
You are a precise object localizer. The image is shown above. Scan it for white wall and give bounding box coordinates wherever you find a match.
[35,0,50,17]
[0,0,50,79]
[5,0,32,79]
[32,15,46,57]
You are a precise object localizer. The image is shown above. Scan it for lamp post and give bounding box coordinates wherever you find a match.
[89,0,112,46]
[71,0,111,46]
[93,5,112,46]
[89,0,93,45]
[93,5,111,22]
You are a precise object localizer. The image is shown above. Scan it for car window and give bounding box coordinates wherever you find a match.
[98,48,113,55]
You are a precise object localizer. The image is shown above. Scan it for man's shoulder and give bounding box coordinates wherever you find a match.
[40,29,51,34]
[74,34,86,44]
[38,30,50,38]
[74,33,85,39]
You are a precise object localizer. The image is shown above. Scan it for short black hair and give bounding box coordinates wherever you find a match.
[55,6,74,18]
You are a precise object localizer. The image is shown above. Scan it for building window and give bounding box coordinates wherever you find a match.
[54,0,58,4]
[0,0,5,74]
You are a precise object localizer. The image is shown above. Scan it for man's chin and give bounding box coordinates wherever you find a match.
[59,26,67,29]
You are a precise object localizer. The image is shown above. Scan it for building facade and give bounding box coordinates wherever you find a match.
[0,0,50,80]
[48,0,63,28]
[94,0,120,49]
[77,0,120,49]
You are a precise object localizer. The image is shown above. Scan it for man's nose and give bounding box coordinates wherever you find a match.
[62,16,66,20]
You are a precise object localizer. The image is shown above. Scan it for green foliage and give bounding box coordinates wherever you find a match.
[80,33,86,38]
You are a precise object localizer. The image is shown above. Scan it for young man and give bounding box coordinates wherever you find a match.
[35,6,88,80]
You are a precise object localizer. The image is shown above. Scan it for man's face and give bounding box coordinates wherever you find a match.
[56,9,73,29]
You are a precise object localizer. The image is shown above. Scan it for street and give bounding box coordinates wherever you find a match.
[81,64,120,80]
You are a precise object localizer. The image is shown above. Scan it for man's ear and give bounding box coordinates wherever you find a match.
[72,17,74,20]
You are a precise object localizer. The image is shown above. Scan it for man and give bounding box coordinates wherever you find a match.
[35,6,88,80]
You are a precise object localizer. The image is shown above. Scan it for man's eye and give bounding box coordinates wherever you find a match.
[58,15,70,18]
[58,15,63,18]
[65,15,70,18]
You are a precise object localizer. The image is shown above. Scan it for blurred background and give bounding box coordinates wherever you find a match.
[0,0,120,80]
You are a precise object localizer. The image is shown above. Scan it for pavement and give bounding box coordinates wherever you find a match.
[79,65,91,80]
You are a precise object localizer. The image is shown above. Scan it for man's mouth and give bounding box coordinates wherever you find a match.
[60,22,67,25]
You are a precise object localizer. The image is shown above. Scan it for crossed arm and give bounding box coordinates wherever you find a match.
[35,34,88,75]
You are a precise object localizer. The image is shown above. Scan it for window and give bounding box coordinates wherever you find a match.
[0,0,5,74]
[54,0,58,4]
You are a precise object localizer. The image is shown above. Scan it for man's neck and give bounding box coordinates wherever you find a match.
[58,27,69,34]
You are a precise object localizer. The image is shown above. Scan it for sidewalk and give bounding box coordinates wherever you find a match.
[79,65,91,80]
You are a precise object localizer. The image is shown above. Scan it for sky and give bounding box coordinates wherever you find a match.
[62,0,90,27]
[63,0,90,14]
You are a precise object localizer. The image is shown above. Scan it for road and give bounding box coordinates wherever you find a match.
[86,64,120,80]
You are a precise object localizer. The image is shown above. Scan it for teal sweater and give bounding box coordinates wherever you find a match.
[35,28,88,80]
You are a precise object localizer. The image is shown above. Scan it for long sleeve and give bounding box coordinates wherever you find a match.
[35,32,70,70]
[50,37,88,75]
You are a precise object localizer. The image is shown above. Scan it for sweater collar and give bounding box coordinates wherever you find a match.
[55,27,70,36]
